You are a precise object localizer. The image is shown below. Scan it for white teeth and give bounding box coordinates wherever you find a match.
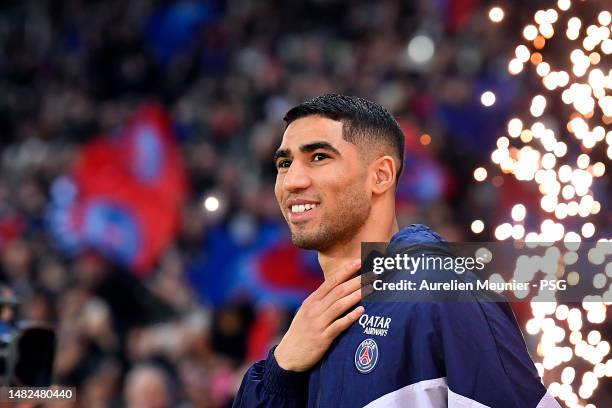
[291,204,317,213]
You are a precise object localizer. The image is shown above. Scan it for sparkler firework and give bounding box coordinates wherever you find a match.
[477,1,611,406]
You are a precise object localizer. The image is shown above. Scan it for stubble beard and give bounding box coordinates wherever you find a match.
[290,187,371,252]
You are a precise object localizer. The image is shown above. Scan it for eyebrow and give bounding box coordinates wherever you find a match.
[273,141,341,163]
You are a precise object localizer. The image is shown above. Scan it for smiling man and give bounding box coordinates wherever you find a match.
[233,94,559,407]
[273,99,401,263]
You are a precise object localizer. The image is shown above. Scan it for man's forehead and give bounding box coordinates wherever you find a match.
[279,116,345,148]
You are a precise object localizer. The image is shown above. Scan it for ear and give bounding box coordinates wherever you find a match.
[370,155,397,195]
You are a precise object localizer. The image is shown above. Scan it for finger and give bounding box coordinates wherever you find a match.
[312,259,361,300]
[327,270,376,301]
[361,283,374,299]
[320,273,369,310]
[320,286,364,324]
[324,305,365,339]
[361,271,378,285]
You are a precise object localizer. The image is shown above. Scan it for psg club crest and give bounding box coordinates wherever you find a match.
[354,338,379,374]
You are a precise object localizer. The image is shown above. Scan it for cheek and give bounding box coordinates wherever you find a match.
[274,177,284,204]
[326,165,364,193]
[317,171,357,209]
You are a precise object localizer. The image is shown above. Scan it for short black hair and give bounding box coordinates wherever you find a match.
[283,94,405,181]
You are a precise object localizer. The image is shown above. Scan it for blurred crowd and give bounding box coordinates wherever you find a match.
[0,0,609,407]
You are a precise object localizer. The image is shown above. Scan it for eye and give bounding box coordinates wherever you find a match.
[312,153,329,162]
[277,159,291,169]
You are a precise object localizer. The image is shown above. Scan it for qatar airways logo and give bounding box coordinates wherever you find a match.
[358,314,391,337]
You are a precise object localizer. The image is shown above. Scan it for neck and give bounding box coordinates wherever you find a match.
[318,210,399,280]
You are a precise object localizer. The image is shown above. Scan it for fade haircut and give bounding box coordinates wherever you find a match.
[283,94,405,181]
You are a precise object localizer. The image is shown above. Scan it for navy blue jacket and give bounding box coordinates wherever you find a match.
[233,225,560,407]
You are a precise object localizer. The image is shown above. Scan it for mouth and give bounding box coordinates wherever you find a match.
[286,202,319,223]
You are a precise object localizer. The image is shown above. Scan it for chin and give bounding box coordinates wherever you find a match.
[290,235,315,250]
[290,232,321,250]
[291,230,336,252]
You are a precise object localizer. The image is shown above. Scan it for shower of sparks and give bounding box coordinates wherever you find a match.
[479,1,611,407]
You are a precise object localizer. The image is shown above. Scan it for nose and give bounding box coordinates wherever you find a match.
[283,161,312,192]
